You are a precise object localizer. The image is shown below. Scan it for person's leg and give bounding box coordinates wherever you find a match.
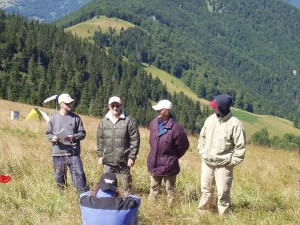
[148,176,162,201]
[215,164,233,216]
[52,156,67,190]
[103,164,116,173]
[103,165,132,196]
[164,175,176,206]
[67,156,88,193]
[118,167,132,196]
[198,161,215,211]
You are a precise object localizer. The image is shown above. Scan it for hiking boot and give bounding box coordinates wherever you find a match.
[148,193,156,202]
[167,197,174,207]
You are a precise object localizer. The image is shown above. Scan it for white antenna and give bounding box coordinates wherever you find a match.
[43,95,58,110]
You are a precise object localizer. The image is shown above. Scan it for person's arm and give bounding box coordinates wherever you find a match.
[73,116,86,141]
[174,125,190,158]
[128,195,141,208]
[230,121,246,166]
[45,118,58,143]
[197,122,207,156]
[127,117,140,161]
[96,121,104,164]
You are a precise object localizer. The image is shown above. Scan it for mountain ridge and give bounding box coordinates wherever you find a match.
[56,0,300,126]
[0,0,92,22]
[283,0,300,8]
[1,0,300,131]
[65,16,300,138]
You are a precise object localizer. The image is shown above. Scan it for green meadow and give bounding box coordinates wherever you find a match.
[0,99,300,224]
[65,16,135,41]
[0,8,299,225]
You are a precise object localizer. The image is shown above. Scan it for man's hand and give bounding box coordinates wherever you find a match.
[127,158,135,167]
[64,135,74,142]
[98,157,103,165]
[51,136,58,142]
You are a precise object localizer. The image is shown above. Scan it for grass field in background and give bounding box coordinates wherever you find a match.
[65,16,135,41]
[0,99,300,224]
[65,17,300,139]
[144,64,300,138]
[231,108,300,138]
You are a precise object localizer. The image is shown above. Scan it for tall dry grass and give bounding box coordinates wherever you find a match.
[0,99,300,224]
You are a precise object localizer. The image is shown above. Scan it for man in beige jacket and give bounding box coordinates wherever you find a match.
[198,94,246,216]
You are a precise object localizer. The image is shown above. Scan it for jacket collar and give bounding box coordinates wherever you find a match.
[96,189,116,198]
[216,112,232,122]
[105,109,125,122]
[157,115,175,136]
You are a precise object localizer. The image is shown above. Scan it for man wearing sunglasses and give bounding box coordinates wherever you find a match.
[97,96,140,196]
[46,93,88,193]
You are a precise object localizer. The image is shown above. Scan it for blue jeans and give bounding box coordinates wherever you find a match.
[53,156,87,192]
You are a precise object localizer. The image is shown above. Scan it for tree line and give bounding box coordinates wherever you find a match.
[56,0,300,128]
[0,11,205,134]
[249,128,300,151]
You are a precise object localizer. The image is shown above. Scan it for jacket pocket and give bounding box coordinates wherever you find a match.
[102,147,112,164]
[160,156,179,175]
[114,148,126,165]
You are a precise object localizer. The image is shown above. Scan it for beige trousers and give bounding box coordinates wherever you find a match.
[198,161,233,215]
[148,175,176,205]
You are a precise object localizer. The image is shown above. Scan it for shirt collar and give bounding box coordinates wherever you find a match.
[105,109,125,123]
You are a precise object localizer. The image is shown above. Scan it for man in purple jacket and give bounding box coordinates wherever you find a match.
[147,99,189,206]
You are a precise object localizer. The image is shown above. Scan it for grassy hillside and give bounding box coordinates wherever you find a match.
[65,16,135,40]
[0,99,299,224]
[54,0,300,124]
[144,64,300,138]
[64,16,300,139]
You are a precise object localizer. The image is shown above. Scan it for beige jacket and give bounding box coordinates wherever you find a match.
[198,112,246,166]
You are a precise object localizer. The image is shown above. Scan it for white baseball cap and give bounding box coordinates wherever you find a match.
[152,100,173,111]
[108,96,122,105]
[58,94,74,104]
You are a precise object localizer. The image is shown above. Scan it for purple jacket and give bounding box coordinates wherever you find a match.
[147,116,189,176]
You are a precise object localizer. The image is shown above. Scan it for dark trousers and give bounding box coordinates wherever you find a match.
[53,155,87,192]
[104,164,132,196]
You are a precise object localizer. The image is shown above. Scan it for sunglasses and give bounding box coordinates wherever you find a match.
[111,104,120,108]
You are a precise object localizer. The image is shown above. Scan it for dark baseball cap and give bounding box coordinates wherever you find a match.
[99,173,118,191]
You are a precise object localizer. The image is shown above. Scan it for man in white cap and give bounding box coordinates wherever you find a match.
[147,99,189,206]
[46,93,88,193]
[97,96,140,196]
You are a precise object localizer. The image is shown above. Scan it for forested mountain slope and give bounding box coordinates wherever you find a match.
[0,10,203,134]
[56,0,300,127]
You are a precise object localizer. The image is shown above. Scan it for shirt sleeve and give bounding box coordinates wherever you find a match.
[230,121,246,166]
[174,124,190,158]
[128,117,140,160]
[45,118,54,142]
[73,116,86,141]
[197,122,206,156]
[96,121,104,158]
